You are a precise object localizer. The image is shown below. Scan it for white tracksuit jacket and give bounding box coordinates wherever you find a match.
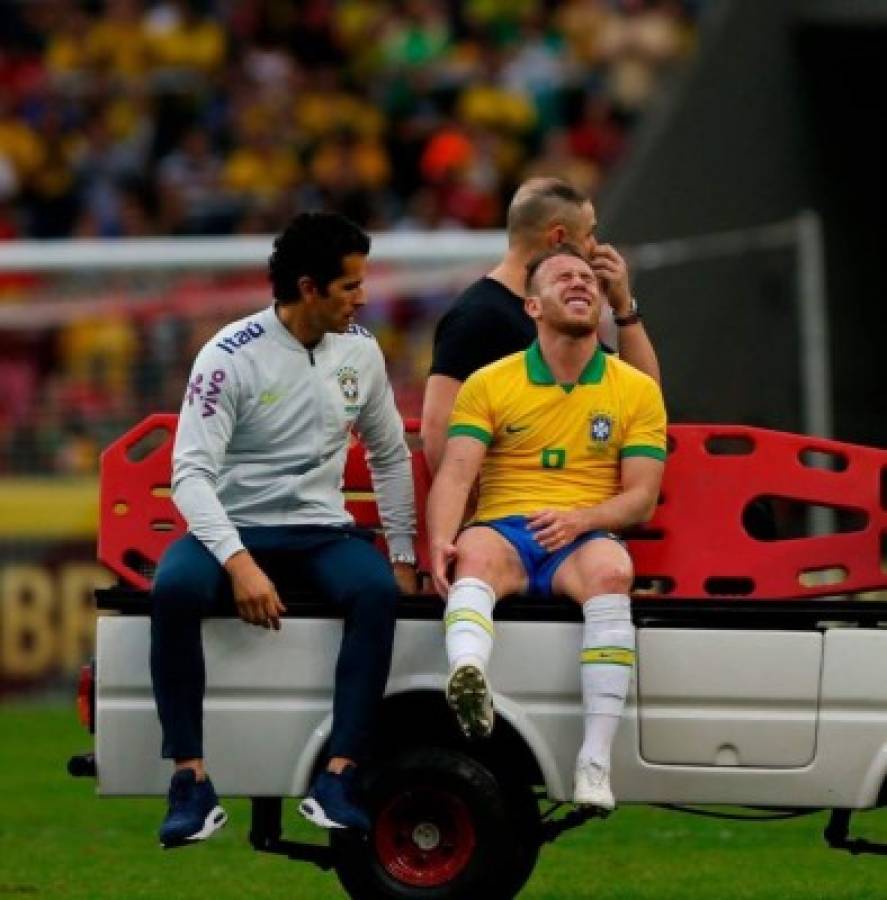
[172,304,415,565]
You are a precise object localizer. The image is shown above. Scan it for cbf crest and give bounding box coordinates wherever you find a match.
[337,366,360,404]
[589,412,613,444]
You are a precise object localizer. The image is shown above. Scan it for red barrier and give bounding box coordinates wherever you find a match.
[99,418,886,599]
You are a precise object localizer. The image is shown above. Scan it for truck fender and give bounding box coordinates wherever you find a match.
[385,672,565,797]
[287,673,567,799]
[287,673,449,796]
[492,692,568,799]
[289,716,333,797]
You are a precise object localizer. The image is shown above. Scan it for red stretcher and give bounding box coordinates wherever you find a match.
[98,415,886,600]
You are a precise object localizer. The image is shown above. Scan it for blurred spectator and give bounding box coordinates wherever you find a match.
[43,2,92,94]
[83,0,152,85]
[156,126,229,234]
[222,114,301,223]
[145,0,227,81]
[382,0,451,70]
[58,312,139,396]
[0,93,42,197]
[72,107,151,236]
[393,186,463,231]
[294,68,385,141]
[23,96,80,237]
[568,93,627,169]
[54,418,101,475]
[521,129,601,198]
[500,19,572,131]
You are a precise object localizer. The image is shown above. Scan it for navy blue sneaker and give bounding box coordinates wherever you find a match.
[299,767,371,831]
[159,769,228,848]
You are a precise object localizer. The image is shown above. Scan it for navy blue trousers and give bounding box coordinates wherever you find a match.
[150,525,397,764]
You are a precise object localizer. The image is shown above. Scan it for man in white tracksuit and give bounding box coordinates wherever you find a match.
[151,212,417,847]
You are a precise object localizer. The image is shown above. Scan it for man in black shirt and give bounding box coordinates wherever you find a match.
[421,177,659,473]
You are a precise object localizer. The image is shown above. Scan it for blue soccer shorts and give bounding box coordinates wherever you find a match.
[469,515,621,595]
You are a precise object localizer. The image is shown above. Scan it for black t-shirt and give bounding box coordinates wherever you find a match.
[429,277,535,382]
[430,276,613,381]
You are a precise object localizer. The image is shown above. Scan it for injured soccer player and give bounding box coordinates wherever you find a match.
[427,243,667,812]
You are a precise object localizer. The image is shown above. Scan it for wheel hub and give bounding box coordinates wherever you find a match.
[374,786,477,887]
[412,822,441,851]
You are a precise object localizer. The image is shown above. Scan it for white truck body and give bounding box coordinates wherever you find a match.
[94,609,887,809]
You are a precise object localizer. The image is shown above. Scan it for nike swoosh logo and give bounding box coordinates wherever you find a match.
[259,391,282,406]
[505,424,529,434]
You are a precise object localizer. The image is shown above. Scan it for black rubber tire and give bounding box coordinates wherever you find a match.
[332,746,538,900]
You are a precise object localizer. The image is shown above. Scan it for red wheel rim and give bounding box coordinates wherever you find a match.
[374,785,477,887]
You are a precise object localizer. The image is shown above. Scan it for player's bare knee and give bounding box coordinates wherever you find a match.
[454,532,520,593]
[454,546,499,584]
[587,564,633,596]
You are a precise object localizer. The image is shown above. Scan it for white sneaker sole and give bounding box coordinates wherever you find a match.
[299,797,348,830]
[160,805,228,848]
[446,664,494,739]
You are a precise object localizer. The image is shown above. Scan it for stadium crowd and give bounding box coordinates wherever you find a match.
[0,0,698,474]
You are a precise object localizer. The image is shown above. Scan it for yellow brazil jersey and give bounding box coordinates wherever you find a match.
[448,340,667,521]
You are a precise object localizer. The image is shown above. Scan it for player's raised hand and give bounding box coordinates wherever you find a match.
[527,509,586,552]
[431,540,458,598]
[590,243,631,315]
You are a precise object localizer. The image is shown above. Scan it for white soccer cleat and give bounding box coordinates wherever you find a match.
[446,663,494,739]
[573,761,615,812]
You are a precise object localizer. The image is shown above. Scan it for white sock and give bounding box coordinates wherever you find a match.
[578,593,635,771]
[444,577,495,672]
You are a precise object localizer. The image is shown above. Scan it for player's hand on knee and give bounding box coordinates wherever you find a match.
[431,540,457,599]
[528,509,585,552]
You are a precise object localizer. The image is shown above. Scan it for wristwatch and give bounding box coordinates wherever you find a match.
[614,296,642,327]
[390,551,417,566]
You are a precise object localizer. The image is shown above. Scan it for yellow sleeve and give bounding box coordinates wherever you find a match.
[621,374,667,461]
[448,371,495,446]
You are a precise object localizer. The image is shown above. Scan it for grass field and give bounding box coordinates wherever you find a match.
[2,704,887,899]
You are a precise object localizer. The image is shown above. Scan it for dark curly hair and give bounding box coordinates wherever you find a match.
[269,212,371,303]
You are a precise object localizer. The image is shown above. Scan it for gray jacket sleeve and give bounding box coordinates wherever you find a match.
[356,342,416,558]
[171,344,245,565]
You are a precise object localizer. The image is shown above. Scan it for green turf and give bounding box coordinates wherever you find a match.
[2,704,887,899]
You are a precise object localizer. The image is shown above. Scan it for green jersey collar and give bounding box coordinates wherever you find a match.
[525,339,605,386]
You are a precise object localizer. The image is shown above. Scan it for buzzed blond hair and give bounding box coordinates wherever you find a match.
[505,178,589,248]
